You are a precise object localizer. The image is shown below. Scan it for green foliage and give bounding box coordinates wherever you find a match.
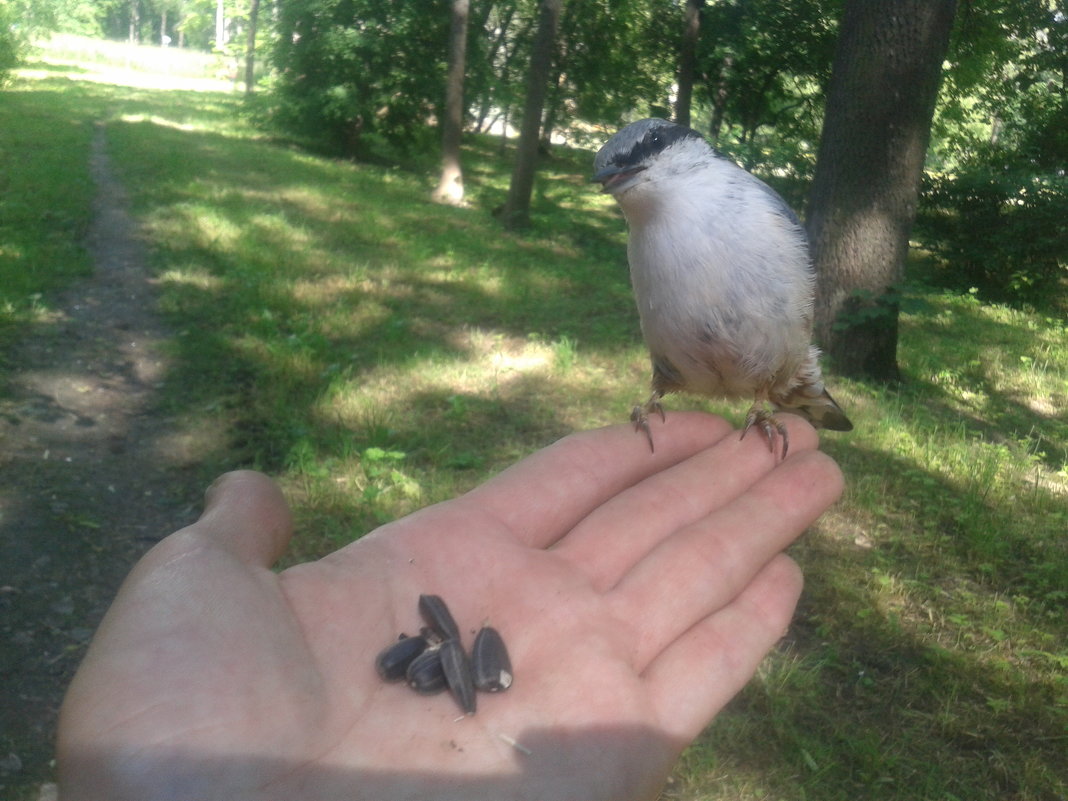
[0,0,41,84]
[692,0,842,173]
[915,0,1067,309]
[553,0,678,129]
[936,0,1067,171]
[266,0,682,157]
[269,0,449,158]
[0,5,20,86]
[462,0,537,134]
[45,0,102,36]
[918,162,1068,307]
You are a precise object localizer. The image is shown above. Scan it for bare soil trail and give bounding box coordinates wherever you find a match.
[0,122,203,799]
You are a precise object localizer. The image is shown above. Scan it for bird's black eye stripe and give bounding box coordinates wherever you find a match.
[618,123,703,167]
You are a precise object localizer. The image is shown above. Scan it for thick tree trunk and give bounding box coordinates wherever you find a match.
[499,0,561,229]
[675,0,701,127]
[432,0,470,205]
[806,0,956,381]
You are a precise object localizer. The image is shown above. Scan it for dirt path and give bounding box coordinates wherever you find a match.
[0,123,202,799]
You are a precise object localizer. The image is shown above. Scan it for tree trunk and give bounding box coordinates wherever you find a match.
[244,0,261,95]
[474,4,514,133]
[707,54,732,143]
[215,0,226,49]
[129,0,140,44]
[499,0,562,229]
[540,1,575,151]
[806,0,956,381]
[675,0,701,127]
[433,0,470,205]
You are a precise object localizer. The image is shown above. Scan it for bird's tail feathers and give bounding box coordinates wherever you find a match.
[775,388,853,431]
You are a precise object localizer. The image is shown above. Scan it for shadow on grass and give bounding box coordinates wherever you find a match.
[21,59,91,74]
[900,292,1067,449]
[679,434,1067,800]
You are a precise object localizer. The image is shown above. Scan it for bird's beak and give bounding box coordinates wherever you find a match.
[591,164,646,194]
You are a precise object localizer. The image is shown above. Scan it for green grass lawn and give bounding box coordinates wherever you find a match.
[3,37,1066,801]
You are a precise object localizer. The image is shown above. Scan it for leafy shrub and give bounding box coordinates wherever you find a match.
[269,0,448,160]
[0,4,26,86]
[917,162,1068,307]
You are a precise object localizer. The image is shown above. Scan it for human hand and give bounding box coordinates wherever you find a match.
[57,413,843,801]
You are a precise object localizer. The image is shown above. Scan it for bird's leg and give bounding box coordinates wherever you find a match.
[631,356,681,452]
[631,392,665,452]
[742,397,790,459]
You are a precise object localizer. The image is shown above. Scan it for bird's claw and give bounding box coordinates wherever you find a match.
[631,399,665,453]
[742,407,790,459]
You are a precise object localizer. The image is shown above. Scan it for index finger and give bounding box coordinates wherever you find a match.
[458,412,734,549]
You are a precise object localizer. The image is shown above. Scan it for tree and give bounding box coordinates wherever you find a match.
[467,0,528,138]
[244,0,260,94]
[499,0,561,229]
[432,0,470,205]
[0,4,21,87]
[695,0,841,170]
[806,0,957,380]
[549,0,677,130]
[271,0,448,158]
[214,0,225,48]
[0,0,102,83]
[914,0,1068,306]
[675,0,701,127]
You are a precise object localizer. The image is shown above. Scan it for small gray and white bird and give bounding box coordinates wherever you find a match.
[592,118,852,456]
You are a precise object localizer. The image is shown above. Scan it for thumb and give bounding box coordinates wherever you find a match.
[195,470,293,568]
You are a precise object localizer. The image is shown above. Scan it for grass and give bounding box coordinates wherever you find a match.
[0,81,95,351]
[3,36,1066,801]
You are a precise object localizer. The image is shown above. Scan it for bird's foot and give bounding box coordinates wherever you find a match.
[631,398,666,453]
[742,405,790,459]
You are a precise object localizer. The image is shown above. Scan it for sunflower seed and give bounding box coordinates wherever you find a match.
[406,646,448,694]
[375,634,429,682]
[418,594,461,642]
[440,638,477,714]
[471,626,513,692]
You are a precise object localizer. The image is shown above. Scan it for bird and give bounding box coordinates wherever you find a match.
[592,118,852,457]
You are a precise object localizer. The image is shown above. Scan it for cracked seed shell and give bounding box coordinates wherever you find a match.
[418,594,461,642]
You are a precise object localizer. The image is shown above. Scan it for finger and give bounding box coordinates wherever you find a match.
[554,415,820,591]
[643,553,803,741]
[610,448,842,671]
[458,412,734,549]
[194,470,294,568]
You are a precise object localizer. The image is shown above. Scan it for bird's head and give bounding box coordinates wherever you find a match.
[592,118,709,197]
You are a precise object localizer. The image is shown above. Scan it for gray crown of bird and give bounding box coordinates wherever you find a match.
[592,118,852,457]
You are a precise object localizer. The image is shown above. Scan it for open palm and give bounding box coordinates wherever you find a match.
[58,413,842,801]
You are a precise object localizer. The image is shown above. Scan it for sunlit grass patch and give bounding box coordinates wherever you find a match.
[29,33,235,93]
